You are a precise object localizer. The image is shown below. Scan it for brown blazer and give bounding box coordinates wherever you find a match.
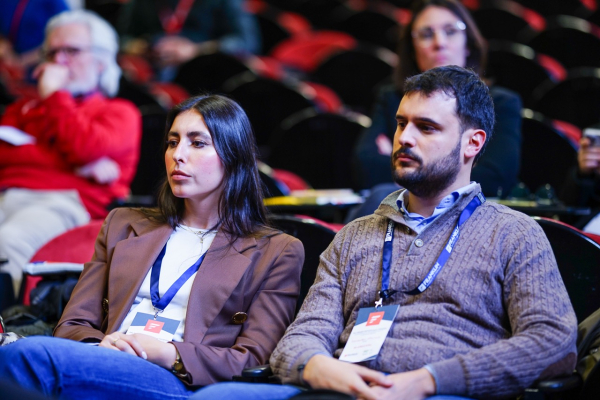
[54,208,304,387]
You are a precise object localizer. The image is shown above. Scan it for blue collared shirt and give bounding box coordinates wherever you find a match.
[396,182,478,234]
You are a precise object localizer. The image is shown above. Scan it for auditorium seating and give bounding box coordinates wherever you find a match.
[519,109,579,195]
[485,40,565,107]
[530,68,600,129]
[268,108,370,190]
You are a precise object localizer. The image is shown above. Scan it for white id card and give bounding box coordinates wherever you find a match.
[125,299,181,342]
[339,305,399,363]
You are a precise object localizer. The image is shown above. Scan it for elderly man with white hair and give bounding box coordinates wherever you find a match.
[0,10,141,296]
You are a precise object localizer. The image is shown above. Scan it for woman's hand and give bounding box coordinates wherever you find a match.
[99,332,177,369]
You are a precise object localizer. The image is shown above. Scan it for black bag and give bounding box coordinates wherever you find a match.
[576,307,600,399]
[0,276,78,337]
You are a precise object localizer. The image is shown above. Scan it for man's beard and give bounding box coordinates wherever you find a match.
[65,74,100,96]
[391,138,462,198]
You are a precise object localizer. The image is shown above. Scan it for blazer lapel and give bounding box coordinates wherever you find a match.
[106,217,173,333]
[185,231,257,342]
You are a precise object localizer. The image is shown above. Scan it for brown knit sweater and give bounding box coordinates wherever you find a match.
[271,184,577,398]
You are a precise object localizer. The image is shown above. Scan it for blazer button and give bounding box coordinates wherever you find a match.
[231,312,248,325]
[102,298,109,313]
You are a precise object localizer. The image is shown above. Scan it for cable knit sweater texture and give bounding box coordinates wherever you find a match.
[271,184,577,399]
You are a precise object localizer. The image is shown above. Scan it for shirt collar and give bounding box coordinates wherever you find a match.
[396,182,478,232]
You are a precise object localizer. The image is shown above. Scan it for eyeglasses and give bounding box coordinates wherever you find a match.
[411,21,467,48]
[42,46,93,61]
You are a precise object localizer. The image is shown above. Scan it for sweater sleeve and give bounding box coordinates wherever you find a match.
[429,216,577,398]
[270,228,351,384]
[36,91,141,166]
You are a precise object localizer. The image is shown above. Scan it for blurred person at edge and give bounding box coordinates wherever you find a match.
[351,0,522,221]
[0,0,71,77]
[560,125,600,234]
[0,10,141,297]
[117,0,261,81]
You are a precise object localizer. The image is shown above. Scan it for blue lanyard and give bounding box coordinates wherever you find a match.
[150,243,206,318]
[377,193,485,305]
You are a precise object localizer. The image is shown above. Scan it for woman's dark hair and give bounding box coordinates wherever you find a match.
[395,0,487,91]
[144,94,269,240]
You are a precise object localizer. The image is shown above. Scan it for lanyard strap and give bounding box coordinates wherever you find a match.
[378,193,485,304]
[9,0,30,44]
[150,243,206,313]
[159,0,196,35]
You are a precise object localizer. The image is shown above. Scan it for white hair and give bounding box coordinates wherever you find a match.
[45,10,121,97]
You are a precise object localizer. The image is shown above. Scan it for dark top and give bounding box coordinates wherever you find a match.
[353,84,522,198]
[117,0,261,56]
[561,167,600,208]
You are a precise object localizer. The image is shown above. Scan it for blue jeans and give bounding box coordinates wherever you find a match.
[190,382,474,400]
[0,336,194,400]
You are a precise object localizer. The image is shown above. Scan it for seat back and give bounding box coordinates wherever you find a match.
[129,107,168,199]
[472,0,542,43]
[533,217,600,323]
[21,220,104,306]
[332,7,400,51]
[486,40,564,107]
[222,72,317,149]
[311,45,396,114]
[530,68,600,129]
[519,110,578,194]
[173,52,253,94]
[270,30,357,73]
[270,215,338,313]
[254,9,292,55]
[524,15,600,69]
[268,109,369,190]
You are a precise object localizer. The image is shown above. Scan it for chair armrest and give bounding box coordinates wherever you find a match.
[232,365,280,384]
[242,365,272,378]
[536,374,582,392]
[523,374,582,399]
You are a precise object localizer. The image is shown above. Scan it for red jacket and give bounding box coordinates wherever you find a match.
[0,90,141,219]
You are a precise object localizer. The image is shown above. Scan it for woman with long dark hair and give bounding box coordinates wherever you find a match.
[0,94,304,399]
[353,0,522,201]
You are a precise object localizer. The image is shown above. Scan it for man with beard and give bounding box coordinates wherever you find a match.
[190,66,577,400]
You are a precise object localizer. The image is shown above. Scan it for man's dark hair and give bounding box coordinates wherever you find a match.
[403,65,495,163]
[144,94,269,241]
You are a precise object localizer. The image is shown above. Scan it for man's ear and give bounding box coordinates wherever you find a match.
[463,129,486,161]
[96,58,106,74]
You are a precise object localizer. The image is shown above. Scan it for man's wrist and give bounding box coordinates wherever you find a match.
[421,366,438,395]
[301,354,328,387]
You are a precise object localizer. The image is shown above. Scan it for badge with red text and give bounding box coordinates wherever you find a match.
[126,312,180,342]
[339,305,399,363]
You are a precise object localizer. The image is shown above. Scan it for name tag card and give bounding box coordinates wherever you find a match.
[126,312,180,342]
[339,305,398,363]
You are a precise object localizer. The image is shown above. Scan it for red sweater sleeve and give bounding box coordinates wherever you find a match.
[37,91,141,166]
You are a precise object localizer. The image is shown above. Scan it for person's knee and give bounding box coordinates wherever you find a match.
[190,382,302,400]
[0,337,54,374]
